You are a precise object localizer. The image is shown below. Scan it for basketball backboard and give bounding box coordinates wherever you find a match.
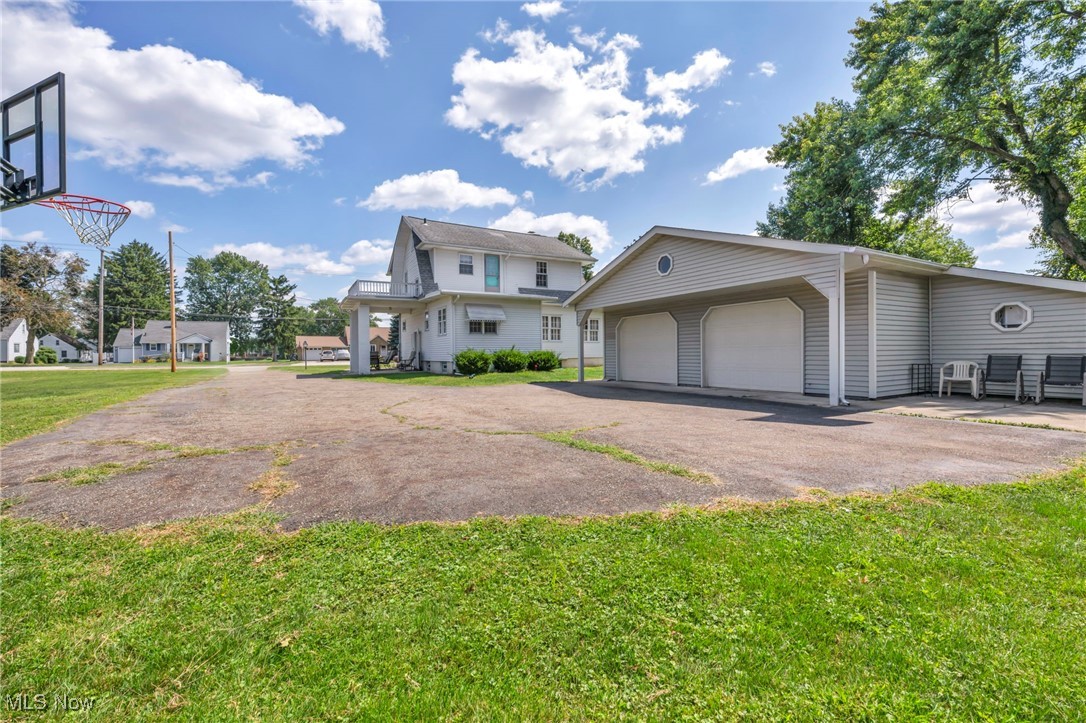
[2,72,66,212]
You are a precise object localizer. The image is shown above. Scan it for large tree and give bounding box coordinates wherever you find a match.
[305,297,350,336]
[847,0,1085,271]
[558,231,595,280]
[758,99,976,265]
[0,243,87,364]
[256,274,300,360]
[85,240,173,349]
[183,251,269,354]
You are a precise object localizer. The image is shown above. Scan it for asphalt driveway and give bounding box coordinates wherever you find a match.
[2,367,1082,530]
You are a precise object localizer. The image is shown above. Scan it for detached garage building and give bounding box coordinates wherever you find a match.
[565,226,1086,406]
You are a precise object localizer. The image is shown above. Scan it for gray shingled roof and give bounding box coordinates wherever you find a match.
[140,320,228,344]
[113,328,137,348]
[518,288,575,302]
[413,234,439,294]
[0,317,26,341]
[404,216,595,262]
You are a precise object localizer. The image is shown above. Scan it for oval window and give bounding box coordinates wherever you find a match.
[657,254,673,276]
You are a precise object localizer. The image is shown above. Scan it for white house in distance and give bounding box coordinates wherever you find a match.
[113,320,231,363]
[0,317,36,362]
[339,217,604,374]
[40,331,94,362]
[564,226,1086,405]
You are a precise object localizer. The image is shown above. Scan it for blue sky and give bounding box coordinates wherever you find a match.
[1,0,1042,307]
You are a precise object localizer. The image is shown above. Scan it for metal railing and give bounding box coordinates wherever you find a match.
[348,279,423,298]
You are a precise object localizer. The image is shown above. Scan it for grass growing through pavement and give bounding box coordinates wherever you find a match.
[3,464,1084,719]
[0,367,225,445]
[278,366,604,385]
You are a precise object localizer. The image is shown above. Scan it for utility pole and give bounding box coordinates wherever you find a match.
[131,315,135,364]
[98,249,105,366]
[169,231,177,373]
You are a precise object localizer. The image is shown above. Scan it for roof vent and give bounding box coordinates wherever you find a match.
[423,218,428,224]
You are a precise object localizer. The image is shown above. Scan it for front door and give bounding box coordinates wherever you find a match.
[484,254,500,292]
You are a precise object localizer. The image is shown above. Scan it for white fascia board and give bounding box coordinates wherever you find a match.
[415,242,594,264]
[943,266,1086,292]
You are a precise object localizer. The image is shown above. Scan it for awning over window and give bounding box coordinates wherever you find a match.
[465,304,507,321]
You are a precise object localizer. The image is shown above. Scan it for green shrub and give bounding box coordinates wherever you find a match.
[454,348,492,375]
[13,355,25,364]
[492,347,528,373]
[35,347,58,364]
[526,350,561,371]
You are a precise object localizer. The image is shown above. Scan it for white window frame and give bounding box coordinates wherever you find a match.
[437,308,447,336]
[583,318,599,342]
[542,314,561,341]
[13,343,19,353]
[989,301,1033,332]
[536,261,548,288]
[657,253,674,276]
[424,311,430,332]
[459,254,474,275]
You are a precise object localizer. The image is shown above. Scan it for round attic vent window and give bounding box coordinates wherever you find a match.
[657,254,673,276]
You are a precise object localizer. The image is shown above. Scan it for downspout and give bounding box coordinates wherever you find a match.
[451,294,460,372]
[927,276,933,364]
[838,252,851,406]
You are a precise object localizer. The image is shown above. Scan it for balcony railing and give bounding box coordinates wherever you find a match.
[348,279,423,299]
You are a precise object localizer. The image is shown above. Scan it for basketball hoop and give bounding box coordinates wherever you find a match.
[36,194,131,249]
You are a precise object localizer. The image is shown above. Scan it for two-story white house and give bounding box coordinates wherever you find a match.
[340,217,603,374]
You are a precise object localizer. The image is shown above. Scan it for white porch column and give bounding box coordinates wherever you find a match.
[828,287,841,406]
[575,307,592,383]
[349,306,369,374]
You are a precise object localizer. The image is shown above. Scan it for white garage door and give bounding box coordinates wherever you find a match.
[703,299,803,392]
[618,313,677,384]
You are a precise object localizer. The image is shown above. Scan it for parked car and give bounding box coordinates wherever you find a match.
[335,349,350,361]
[319,349,335,362]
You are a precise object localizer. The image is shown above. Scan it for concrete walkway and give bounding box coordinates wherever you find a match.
[866,396,1085,433]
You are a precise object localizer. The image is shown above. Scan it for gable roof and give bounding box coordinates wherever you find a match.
[370,327,390,343]
[295,335,348,349]
[44,331,88,349]
[0,317,26,341]
[140,320,229,344]
[403,216,595,263]
[566,225,1086,306]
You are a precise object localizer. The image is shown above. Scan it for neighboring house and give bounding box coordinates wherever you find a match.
[339,216,604,374]
[113,320,230,363]
[40,332,91,362]
[564,226,1086,405]
[370,327,390,355]
[295,334,349,361]
[0,318,36,362]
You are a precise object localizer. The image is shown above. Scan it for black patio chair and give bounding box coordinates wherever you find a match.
[977,354,1024,402]
[397,350,416,371]
[370,350,380,370]
[379,348,396,366]
[1035,355,1086,406]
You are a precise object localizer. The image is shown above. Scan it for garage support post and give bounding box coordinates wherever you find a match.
[349,306,369,375]
[575,307,592,383]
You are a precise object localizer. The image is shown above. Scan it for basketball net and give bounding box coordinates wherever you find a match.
[36,194,131,249]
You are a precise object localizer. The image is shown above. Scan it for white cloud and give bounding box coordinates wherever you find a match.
[2,2,344,190]
[521,0,567,21]
[294,0,389,57]
[160,221,190,234]
[146,171,274,195]
[753,61,777,77]
[358,169,518,211]
[447,23,724,187]
[122,200,156,219]
[212,242,354,276]
[976,258,1005,269]
[974,229,1033,253]
[704,146,777,184]
[341,238,393,265]
[489,207,613,251]
[0,228,47,243]
[645,49,731,117]
[941,182,1037,235]
[333,197,347,206]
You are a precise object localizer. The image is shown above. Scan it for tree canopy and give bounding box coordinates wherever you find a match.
[183,251,269,354]
[558,232,595,280]
[304,297,350,337]
[256,274,300,360]
[88,240,173,349]
[0,243,87,364]
[847,0,1085,272]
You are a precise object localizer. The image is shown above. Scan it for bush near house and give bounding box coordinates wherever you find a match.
[492,348,529,373]
[454,349,493,375]
[526,350,561,371]
[13,355,25,364]
[34,347,57,364]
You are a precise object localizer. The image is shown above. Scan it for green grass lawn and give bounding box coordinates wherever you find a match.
[279,365,604,385]
[2,464,1083,719]
[0,367,225,445]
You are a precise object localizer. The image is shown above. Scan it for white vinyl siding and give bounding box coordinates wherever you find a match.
[931,275,1086,400]
[875,272,930,397]
[603,282,829,394]
[578,235,840,309]
[844,272,870,398]
[452,298,544,354]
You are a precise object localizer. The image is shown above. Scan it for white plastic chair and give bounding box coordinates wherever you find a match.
[939,361,980,399]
